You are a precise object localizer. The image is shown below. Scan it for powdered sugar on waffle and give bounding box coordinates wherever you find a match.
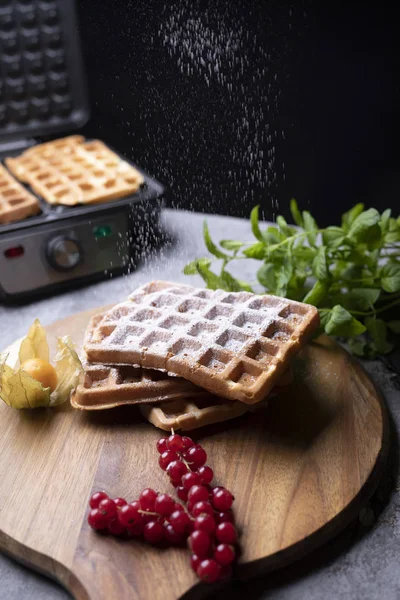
[85,281,319,404]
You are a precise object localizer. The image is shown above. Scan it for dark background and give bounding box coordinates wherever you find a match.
[78,0,400,225]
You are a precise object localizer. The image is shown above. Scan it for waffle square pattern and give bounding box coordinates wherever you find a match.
[0,163,40,224]
[72,314,207,410]
[85,281,320,404]
[6,137,144,206]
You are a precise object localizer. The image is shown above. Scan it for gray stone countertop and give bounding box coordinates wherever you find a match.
[0,209,399,600]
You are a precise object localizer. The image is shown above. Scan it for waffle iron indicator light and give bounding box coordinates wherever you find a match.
[93,225,112,238]
[4,245,24,259]
[46,236,82,271]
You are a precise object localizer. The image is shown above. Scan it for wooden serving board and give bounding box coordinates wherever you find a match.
[0,307,389,600]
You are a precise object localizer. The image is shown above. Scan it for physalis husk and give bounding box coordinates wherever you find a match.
[0,319,82,409]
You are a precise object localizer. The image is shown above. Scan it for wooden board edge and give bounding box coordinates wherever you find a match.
[0,528,90,600]
[232,356,391,581]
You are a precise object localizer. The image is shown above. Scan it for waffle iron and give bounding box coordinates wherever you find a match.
[0,0,164,303]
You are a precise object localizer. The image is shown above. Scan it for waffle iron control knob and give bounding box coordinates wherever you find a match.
[46,236,82,271]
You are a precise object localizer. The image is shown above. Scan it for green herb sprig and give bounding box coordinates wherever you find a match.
[184,201,400,357]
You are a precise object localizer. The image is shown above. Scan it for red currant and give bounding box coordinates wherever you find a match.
[181,471,202,491]
[154,493,175,516]
[169,510,191,534]
[176,486,188,502]
[113,497,127,509]
[212,487,233,511]
[139,488,158,512]
[198,466,214,484]
[214,544,235,566]
[188,485,209,504]
[167,433,184,452]
[182,436,195,451]
[197,559,221,583]
[98,498,117,520]
[159,450,178,470]
[188,530,211,558]
[118,504,143,528]
[216,522,237,544]
[215,511,234,524]
[88,508,108,530]
[186,445,207,468]
[143,521,164,544]
[89,491,108,509]
[190,554,201,572]
[127,520,144,536]
[164,523,184,544]
[194,514,216,535]
[167,459,189,483]
[192,501,214,517]
[156,437,168,454]
[108,517,125,536]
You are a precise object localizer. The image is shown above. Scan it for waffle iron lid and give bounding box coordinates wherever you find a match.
[0,0,89,143]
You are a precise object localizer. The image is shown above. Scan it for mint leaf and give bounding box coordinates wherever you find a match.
[312,246,330,281]
[276,215,292,237]
[292,245,316,262]
[220,240,244,251]
[347,208,381,243]
[341,203,365,231]
[379,208,392,235]
[257,263,276,291]
[303,280,330,307]
[183,258,211,275]
[243,242,265,259]
[381,262,400,292]
[348,337,368,357]
[203,221,228,260]
[322,226,345,247]
[290,198,304,227]
[302,211,318,246]
[221,270,253,292]
[264,226,285,244]
[385,218,400,243]
[387,321,400,334]
[323,305,366,337]
[365,317,394,354]
[195,260,224,290]
[339,288,380,312]
[275,260,293,296]
[250,205,264,242]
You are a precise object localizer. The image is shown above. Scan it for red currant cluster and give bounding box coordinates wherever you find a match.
[88,488,189,544]
[158,433,238,583]
[87,432,239,585]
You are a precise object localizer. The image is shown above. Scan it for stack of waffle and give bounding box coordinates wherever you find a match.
[72,281,320,431]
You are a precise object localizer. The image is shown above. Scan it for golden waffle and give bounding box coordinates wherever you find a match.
[0,164,40,225]
[72,314,207,410]
[24,135,85,158]
[6,139,144,206]
[85,281,319,405]
[140,395,249,431]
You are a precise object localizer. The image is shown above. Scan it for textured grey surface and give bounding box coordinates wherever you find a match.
[0,209,399,600]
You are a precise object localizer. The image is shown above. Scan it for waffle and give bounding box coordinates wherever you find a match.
[72,314,207,410]
[85,281,319,404]
[0,164,40,225]
[6,139,144,206]
[140,395,249,431]
[24,135,85,158]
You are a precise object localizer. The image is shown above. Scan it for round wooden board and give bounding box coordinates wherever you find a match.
[0,307,389,600]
